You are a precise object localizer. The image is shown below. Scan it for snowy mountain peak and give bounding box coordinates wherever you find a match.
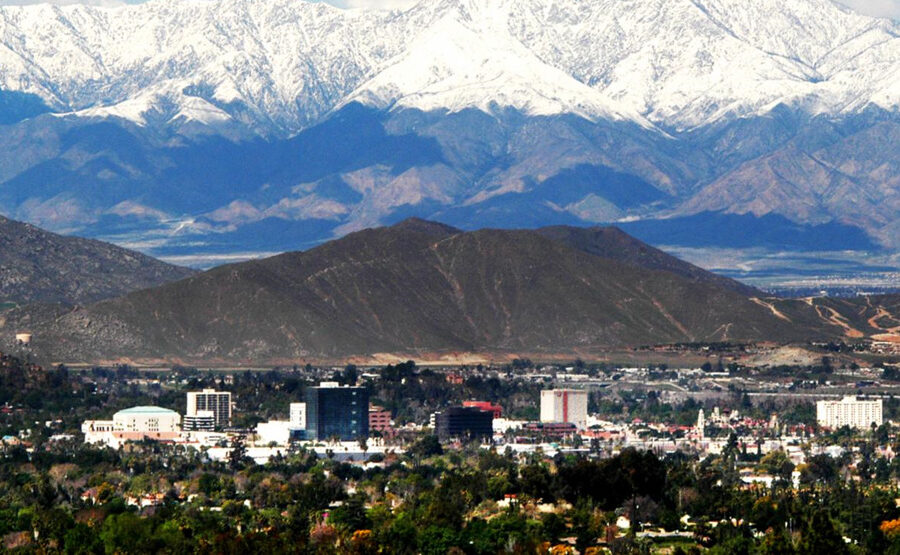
[342,0,652,125]
[0,0,897,135]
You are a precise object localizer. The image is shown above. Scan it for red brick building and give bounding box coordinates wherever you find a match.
[368,406,394,436]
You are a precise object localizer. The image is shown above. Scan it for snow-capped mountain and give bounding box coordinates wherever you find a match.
[0,0,898,263]
[0,0,897,134]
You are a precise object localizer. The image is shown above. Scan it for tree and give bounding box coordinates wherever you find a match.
[342,364,359,386]
[519,463,554,502]
[63,522,104,554]
[228,435,251,471]
[329,494,371,532]
[409,435,443,458]
[759,526,795,554]
[800,454,838,486]
[100,513,151,554]
[759,450,795,486]
[796,511,848,555]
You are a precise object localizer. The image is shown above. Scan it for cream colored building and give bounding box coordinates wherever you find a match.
[816,396,882,430]
[114,406,181,432]
[82,406,181,448]
[540,389,588,429]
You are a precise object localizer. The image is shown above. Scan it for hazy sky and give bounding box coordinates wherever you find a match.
[838,0,900,17]
[0,0,897,20]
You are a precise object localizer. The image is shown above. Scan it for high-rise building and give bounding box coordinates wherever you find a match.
[435,406,493,441]
[305,382,368,441]
[186,389,232,428]
[816,396,883,430]
[540,389,588,429]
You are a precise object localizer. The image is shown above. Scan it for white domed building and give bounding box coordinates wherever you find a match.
[113,406,181,433]
[82,406,181,448]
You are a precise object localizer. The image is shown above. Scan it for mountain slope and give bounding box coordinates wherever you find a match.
[6,219,853,363]
[0,215,195,304]
[535,225,761,296]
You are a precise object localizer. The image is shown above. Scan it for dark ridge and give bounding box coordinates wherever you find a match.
[0,215,196,305]
[536,225,760,296]
[7,220,864,363]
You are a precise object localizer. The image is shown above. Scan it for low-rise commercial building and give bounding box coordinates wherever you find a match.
[369,406,393,436]
[183,410,215,432]
[523,421,577,437]
[256,420,293,446]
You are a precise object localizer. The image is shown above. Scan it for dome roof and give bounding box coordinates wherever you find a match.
[114,406,178,416]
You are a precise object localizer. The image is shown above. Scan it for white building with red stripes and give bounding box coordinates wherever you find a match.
[540,389,588,429]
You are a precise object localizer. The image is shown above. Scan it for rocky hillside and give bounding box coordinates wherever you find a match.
[535,226,761,296]
[6,219,868,364]
[0,215,195,305]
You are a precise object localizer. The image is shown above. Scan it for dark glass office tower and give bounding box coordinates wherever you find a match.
[305,383,369,441]
[435,406,493,441]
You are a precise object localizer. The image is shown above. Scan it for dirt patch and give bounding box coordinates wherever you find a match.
[872,334,900,344]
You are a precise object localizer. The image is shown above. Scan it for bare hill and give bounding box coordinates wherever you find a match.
[0,215,195,305]
[11,219,859,364]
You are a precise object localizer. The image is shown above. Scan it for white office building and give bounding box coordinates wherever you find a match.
[183,410,215,432]
[540,389,589,429]
[290,403,307,429]
[816,396,883,430]
[256,420,293,446]
[186,389,232,428]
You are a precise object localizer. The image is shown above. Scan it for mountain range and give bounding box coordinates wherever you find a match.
[3,218,898,364]
[0,0,897,262]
